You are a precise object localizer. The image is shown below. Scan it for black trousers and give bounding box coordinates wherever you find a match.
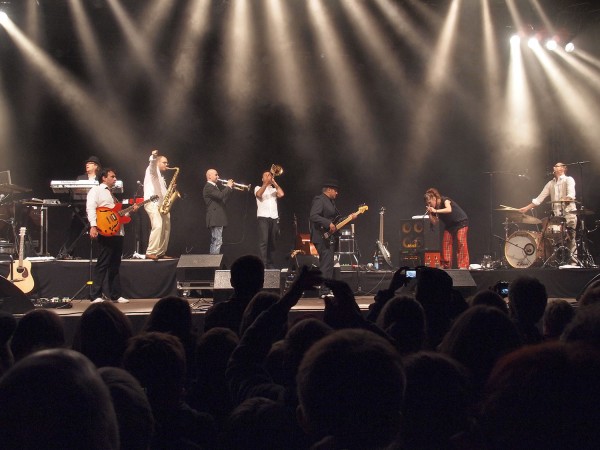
[315,238,336,280]
[90,235,123,300]
[257,217,279,268]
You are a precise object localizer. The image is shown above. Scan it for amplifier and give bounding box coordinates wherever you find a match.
[399,251,421,267]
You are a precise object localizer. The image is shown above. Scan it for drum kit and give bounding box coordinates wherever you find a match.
[495,201,596,269]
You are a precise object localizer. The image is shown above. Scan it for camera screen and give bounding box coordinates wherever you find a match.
[406,269,417,278]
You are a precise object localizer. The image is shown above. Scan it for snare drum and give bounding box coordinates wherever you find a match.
[505,231,543,268]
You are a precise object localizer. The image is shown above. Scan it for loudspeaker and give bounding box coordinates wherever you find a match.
[213,269,281,303]
[176,254,225,289]
[0,275,35,314]
[444,269,477,297]
[399,219,440,252]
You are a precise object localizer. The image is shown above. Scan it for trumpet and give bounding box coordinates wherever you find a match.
[217,178,252,191]
[270,164,284,177]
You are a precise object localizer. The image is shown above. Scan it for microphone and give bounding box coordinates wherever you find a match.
[137,180,143,187]
[518,173,530,180]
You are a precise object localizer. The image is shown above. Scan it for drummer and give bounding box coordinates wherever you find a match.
[518,162,577,263]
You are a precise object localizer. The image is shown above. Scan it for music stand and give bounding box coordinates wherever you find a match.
[70,230,95,300]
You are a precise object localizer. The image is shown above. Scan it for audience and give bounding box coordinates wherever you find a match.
[296,328,405,449]
[4,254,600,449]
[10,308,65,362]
[469,289,509,314]
[401,351,473,450]
[507,276,548,344]
[122,331,216,449]
[72,301,133,368]
[144,296,198,383]
[375,295,426,355]
[438,305,523,396]
[0,348,119,449]
[478,342,600,450]
[204,255,265,335]
[187,327,239,427]
[0,310,17,376]
[542,298,575,341]
[98,367,155,450]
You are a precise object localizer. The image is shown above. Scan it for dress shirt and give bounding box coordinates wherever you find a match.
[255,185,279,219]
[532,174,576,215]
[144,155,167,201]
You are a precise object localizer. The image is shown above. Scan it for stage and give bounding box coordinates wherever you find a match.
[2,258,598,301]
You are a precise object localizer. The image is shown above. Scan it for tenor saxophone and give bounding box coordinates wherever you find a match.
[159,167,181,215]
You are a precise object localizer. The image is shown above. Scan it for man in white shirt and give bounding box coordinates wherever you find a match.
[519,162,578,265]
[87,168,136,303]
[254,170,284,268]
[143,149,171,260]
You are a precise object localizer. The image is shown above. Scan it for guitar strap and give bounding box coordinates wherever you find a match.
[106,186,118,205]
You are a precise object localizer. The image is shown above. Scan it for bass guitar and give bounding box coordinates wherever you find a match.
[321,205,368,241]
[375,207,393,268]
[7,227,35,294]
[96,195,158,237]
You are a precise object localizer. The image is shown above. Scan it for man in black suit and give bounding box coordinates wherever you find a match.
[203,169,233,254]
[310,179,356,296]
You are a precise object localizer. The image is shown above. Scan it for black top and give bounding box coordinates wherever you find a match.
[438,196,468,232]
[309,193,340,244]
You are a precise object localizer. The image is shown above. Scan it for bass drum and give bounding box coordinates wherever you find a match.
[505,231,543,268]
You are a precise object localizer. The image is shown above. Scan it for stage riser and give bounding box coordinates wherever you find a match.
[4,261,597,300]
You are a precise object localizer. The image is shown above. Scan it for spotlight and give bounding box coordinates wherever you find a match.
[565,42,575,53]
[527,37,539,49]
[0,12,8,24]
[510,34,520,46]
[545,40,557,51]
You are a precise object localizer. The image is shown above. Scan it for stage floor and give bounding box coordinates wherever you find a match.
[2,258,598,301]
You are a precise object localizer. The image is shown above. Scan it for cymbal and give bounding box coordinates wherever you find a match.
[505,214,542,225]
[0,183,31,194]
[574,208,595,216]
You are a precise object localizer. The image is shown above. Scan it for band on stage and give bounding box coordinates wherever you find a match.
[0,158,597,286]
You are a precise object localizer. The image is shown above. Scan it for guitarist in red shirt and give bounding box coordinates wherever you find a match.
[86,168,138,304]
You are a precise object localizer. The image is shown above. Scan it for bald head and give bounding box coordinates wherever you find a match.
[206,169,218,182]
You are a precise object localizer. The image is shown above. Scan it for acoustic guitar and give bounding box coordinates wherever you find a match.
[321,205,369,241]
[96,195,158,237]
[7,227,35,294]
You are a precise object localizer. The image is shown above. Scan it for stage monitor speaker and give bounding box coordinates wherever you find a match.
[0,276,35,314]
[213,269,281,303]
[176,254,225,289]
[444,269,477,297]
[399,219,440,252]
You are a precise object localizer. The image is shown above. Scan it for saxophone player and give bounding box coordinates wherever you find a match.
[143,149,172,260]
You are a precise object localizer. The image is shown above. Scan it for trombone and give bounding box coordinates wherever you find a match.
[217,178,252,191]
[270,164,284,177]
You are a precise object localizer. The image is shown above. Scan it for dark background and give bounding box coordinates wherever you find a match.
[1,0,599,267]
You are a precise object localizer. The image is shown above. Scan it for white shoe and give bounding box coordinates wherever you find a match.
[114,297,129,303]
[91,298,104,303]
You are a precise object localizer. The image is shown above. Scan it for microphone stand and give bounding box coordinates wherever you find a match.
[568,161,596,267]
[132,182,145,259]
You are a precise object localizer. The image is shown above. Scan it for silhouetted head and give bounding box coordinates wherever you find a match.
[0,348,119,449]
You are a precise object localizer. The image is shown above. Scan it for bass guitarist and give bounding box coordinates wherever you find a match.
[87,168,138,304]
[310,179,357,297]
